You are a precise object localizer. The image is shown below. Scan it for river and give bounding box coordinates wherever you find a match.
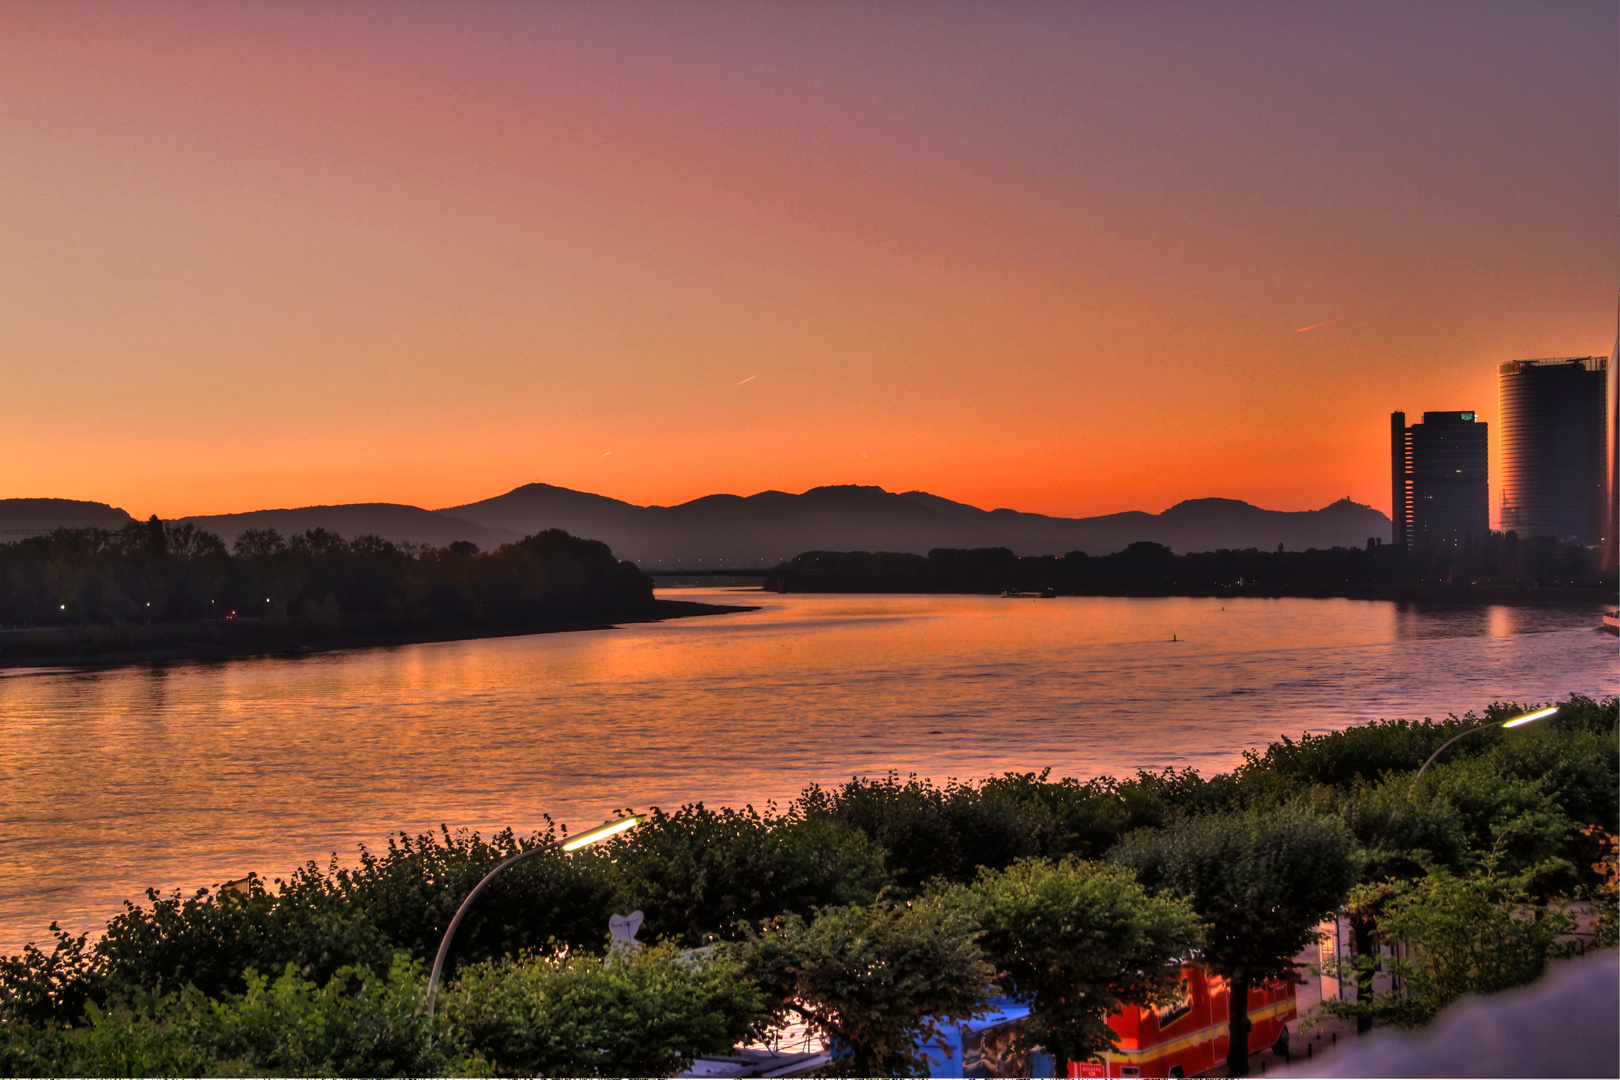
[2,590,1614,952]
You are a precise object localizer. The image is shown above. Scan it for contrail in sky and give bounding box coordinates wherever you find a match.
[1295,313,1360,333]
[736,374,757,385]
[1295,302,1389,334]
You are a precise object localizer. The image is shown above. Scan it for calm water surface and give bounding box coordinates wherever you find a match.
[2,590,1614,951]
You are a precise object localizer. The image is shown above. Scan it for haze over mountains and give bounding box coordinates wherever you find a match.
[3,484,1392,566]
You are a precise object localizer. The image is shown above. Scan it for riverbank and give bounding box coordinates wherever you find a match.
[1187,582,1614,604]
[761,583,1615,605]
[758,579,1620,605]
[0,597,756,672]
[760,540,1616,606]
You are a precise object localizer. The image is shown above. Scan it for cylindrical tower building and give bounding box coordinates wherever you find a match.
[1498,356,1610,544]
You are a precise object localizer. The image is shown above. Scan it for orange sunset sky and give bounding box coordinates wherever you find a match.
[2,1,1615,523]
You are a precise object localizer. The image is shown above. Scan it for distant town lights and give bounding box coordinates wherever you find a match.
[1502,706,1558,729]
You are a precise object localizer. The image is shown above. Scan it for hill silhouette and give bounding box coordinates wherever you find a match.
[5,485,1392,564]
[440,483,1392,565]
[439,483,990,566]
[177,503,521,550]
[897,492,1392,559]
[1,498,135,538]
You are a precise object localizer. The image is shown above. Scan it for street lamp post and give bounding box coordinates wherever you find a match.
[422,814,642,1017]
[1409,706,1559,790]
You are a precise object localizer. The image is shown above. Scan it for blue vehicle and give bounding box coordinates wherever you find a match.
[922,999,1056,1078]
[677,999,1057,1078]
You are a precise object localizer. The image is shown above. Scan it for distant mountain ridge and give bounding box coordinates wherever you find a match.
[3,485,1392,564]
[439,483,1391,565]
[0,498,135,537]
[888,491,1391,562]
[177,504,522,551]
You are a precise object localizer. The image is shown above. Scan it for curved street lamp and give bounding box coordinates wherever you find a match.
[423,814,643,1017]
[1409,706,1558,791]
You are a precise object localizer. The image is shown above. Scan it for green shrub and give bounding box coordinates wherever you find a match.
[90,825,624,1003]
[614,804,888,945]
[792,773,1067,889]
[970,857,1202,1068]
[740,897,991,1077]
[1324,867,1576,1028]
[1110,809,1360,1076]
[440,942,765,1077]
[0,954,469,1078]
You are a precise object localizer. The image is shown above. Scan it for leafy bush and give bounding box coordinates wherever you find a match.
[1583,825,1619,949]
[792,773,1069,889]
[91,826,622,1002]
[612,803,888,945]
[1110,808,1360,1076]
[0,925,97,1028]
[969,857,1202,1068]
[1323,867,1576,1028]
[441,942,764,1077]
[740,897,991,1077]
[0,954,468,1078]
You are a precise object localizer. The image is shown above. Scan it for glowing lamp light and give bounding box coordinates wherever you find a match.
[423,812,644,1016]
[562,815,643,851]
[1502,706,1558,729]
[1413,705,1560,786]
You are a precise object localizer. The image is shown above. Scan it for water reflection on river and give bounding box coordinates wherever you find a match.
[2,591,1613,950]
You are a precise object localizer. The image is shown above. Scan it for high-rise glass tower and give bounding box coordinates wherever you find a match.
[1498,357,1610,544]
[1390,411,1488,549]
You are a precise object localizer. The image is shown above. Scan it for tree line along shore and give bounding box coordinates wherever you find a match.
[2,695,1614,1077]
[762,534,1615,600]
[0,519,749,666]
